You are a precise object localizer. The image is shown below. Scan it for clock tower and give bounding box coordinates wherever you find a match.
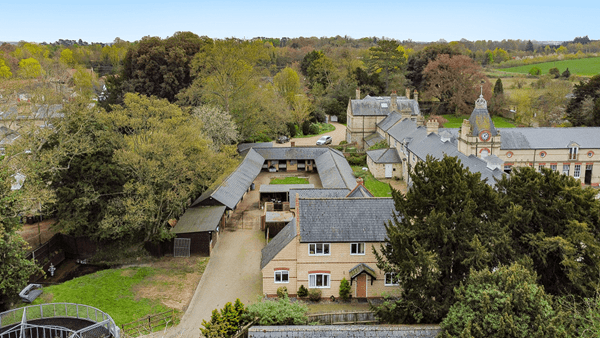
[457,92,501,158]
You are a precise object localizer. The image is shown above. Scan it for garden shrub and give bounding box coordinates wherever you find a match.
[549,67,560,78]
[308,288,322,301]
[246,297,308,325]
[276,286,288,299]
[562,68,571,79]
[201,299,248,338]
[297,285,308,298]
[308,123,319,135]
[339,278,351,301]
[369,140,389,150]
[347,154,367,166]
[286,123,297,137]
[301,120,311,135]
[339,140,348,145]
[528,66,542,76]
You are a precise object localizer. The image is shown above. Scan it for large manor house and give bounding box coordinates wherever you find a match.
[348,88,600,187]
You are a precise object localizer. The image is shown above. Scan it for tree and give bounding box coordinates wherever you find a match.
[191,105,239,151]
[549,67,560,78]
[18,57,43,78]
[493,78,503,95]
[529,66,542,76]
[300,50,324,76]
[566,74,600,126]
[367,39,407,92]
[440,263,562,338]
[353,67,385,96]
[406,44,462,92]
[121,32,211,102]
[0,58,12,79]
[201,299,248,338]
[492,48,509,63]
[525,40,534,52]
[374,155,510,323]
[339,277,351,301]
[562,68,571,79]
[273,67,301,106]
[496,166,600,298]
[423,54,492,115]
[59,49,76,67]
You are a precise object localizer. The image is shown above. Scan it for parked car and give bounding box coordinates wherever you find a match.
[316,135,332,145]
[276,135,290,143]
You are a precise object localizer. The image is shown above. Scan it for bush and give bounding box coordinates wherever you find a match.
[297,285,308,298]
[308,288,321,301]
[369,140,389,150]
[277,286,288,299]
[528,66,542,76]
[339,140,348,145]
[347,154,367,166]
[246,297,308,325]
[549,67,560,78]
[308,123,319,135]
[562,68,571,79]
[201,299,248,338]
[339,278,351,301]
[301,120,311,135]
[286,123,297,137]
[440,263,561,338]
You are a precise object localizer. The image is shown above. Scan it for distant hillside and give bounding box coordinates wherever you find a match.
[501,57,600,76]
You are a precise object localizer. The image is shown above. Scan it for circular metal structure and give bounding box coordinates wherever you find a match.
[0,303,119,338]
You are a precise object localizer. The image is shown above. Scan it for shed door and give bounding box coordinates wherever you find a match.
[174,238,191,257]
[385,164,393,178]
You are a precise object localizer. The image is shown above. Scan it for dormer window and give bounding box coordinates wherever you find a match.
[381,103,388,108]
[569,146,578,160]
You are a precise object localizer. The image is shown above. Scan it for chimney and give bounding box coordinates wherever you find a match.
[356,177,364,186]
[405,88,410,99]
[295,193,300,236]
[413,89,419,102]
[291,141,295,147]
[426,119,439,134]
[390,91,397,112]
[356,88,361,100]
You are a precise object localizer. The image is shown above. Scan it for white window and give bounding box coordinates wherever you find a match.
[385,272,399,286]
[550,164,557,172]
[569,146,578,160]
[309,273,330,288]
[350,243,365,255]
[574,164,581,178]
[538,164,544,172]
[563,164,570,175]
[504,165,512,174]
[274,270,289,283]
[308,243,330,256]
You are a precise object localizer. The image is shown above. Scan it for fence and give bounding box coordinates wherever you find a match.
[0,303,119,338]
[307,311,377,325]
[120,310,175,337]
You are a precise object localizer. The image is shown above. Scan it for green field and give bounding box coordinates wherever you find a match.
[500,57,600,76]
[270,177,310,184]
[441,115,515,129]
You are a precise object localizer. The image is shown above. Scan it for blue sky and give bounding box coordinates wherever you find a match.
[2,0,598,43]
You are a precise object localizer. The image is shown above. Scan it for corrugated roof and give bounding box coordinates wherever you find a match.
[259,184,314,193]
[377,112,403,131]
[171,205,226,234]
[366,148,401,164]
[350,96,420,116]
[288,188,350,208]
[299,198,395,243]
[260,219,297,269]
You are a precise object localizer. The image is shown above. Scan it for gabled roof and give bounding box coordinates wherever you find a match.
[364,132,385,148]
[366,148,401,164]
[259,184,314,193]
[254,147,327,160]
[192,148,264,209]
[298,198,395,243]
[314,149,357,189]
[346,184,374,198]
[260,219,297,269]
[288,188,350,208]
[349,263,377,280]
[237,142,272,154]
[499,128,600,149]
[350,96,420,116]
[377,112,403,131]
[171,205,226,234]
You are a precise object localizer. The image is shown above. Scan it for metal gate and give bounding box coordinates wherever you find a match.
[173,238,191,257]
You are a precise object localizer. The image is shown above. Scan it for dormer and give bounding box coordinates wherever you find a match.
[568,141,580,160]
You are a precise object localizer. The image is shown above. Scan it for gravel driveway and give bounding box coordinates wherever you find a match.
[274,122,346,147]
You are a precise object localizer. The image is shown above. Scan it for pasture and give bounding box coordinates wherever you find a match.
[500,57,600,76]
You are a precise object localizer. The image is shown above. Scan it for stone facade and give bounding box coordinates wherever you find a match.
[366,155,402,179]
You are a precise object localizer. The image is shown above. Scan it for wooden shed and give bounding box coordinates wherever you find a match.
[171,205,227,256]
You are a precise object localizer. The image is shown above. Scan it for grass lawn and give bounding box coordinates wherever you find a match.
[305,302,371,314]
[352,166,392,197]
[499,57,600,76]
[441,114,515,129]
[24,257,208,327]
[295,123,336,138]
[270,177,310,184]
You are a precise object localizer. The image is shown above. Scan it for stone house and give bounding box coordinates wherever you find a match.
[260,196,398,299]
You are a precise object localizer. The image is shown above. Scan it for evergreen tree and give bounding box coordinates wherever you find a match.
[493,78,504,95]
[562,67,571,79]
[525,40,534,52]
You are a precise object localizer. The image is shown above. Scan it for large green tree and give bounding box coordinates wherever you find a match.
[566,74,600,126]
[405,44,462,92]
[496,166,600,297]
[375,155,510,323]
[367,39,406,92]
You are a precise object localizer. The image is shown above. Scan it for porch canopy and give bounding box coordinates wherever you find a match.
[349,263,377,285]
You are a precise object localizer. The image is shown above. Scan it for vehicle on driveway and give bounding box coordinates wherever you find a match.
[276,135,290,143]
[316,135,332,145]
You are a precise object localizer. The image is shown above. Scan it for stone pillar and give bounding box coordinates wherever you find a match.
[390,91,397,112]
[405,88,411,99]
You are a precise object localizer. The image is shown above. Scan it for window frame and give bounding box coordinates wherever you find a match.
[308,243,331,256]
[550,164,557,172]
[563,164,570,175]
[385,272,399,286]
[569,146,579,160]
[274,270,289,284]
[308,273,330,288]
[350,243,365,255]
[574,164,581,178]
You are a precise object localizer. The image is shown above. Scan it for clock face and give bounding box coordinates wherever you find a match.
[479,130,491,142]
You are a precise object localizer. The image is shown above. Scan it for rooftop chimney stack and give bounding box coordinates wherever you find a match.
[356,177,364,186]
[405,88,410,99]
[426,119,439,135]
[356,88,361,100]
[413,89,419,102]
[390,91,397,112]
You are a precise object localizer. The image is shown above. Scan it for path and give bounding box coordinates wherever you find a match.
[274,122,346,147]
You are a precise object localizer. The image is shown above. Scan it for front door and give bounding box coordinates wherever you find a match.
[356,274,367,298]
[585,165,593,185]
[385,164,393,178]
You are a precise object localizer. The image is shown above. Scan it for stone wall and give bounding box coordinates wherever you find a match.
[249,325,442,338]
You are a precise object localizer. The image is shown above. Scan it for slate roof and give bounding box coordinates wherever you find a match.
[192,149,264,209]
[377,112,403,131]
[364,133,384,148]
[288,188,350,208]
[254,147,327,160]
[266,211,294,223]
[298,198,395,243]
[172,205,226,234]
[499,127,600,149]
[259,184,314,193]
[350,96,420,116]
[366,148,401,164]
[469,108,498,137]
[314,149,357,189]
[237,142,272,154]
[260,219,297,269]
[346,184,374,198]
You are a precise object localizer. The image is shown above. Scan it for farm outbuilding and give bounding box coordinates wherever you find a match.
[170,205,226,256]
